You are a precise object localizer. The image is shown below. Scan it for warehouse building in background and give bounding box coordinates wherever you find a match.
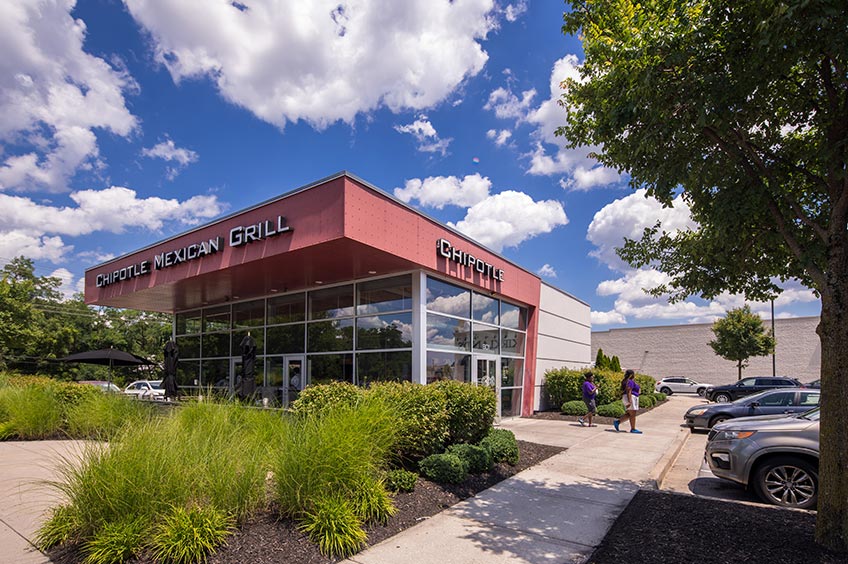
[86,172,591,417]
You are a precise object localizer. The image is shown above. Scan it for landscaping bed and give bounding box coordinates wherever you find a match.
[531,397,668,427]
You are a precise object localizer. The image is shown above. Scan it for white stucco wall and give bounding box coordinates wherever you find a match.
[591,316,821,386]
[535,283,592,410]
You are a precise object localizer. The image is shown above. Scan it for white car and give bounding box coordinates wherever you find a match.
[655,377,708,396]
[124,379,165,400]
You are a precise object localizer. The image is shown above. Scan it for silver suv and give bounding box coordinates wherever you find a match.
[705,407,819,509]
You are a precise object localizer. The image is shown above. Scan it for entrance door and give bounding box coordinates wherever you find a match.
[283,355,305,406]
[474,354,500,417]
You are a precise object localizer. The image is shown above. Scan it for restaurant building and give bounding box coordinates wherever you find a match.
[85,172,590,416]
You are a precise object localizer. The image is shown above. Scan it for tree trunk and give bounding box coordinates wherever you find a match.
[737,360,742,380]
[816,250,848,551]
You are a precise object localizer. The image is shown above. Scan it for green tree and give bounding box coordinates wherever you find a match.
[609,355,621,373]
[558,0,847,549]
[708,306,776,380]
[594,348,609,369]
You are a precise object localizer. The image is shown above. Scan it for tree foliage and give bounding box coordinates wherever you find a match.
[558,0,848,550]
[708,306,776,380]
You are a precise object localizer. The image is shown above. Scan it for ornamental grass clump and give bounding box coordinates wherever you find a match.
[148,505,235,564]
[66,392,155,439]
[81,517,146,564]
[0,383,64,440]
[298,493,367,559]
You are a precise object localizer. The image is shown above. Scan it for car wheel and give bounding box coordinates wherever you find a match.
[660,386,672,395]
[753,456,818,509]
[709,415,730,428]
[697,388,706,397]
[714,393,731,403]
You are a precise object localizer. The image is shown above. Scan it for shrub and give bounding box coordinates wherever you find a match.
[479,428,519,466]
[148,505,235,564]
[597,402,626,418]
[560,400,588,416]
[432,380,495,445]
[366,382,448,462]
[289,381,364,417]
[639,394,655,408]
[419,453,468,484]
[542,369,581,410]
[298,493,366,558]
[385,469,417,493]
[81,517,146,564]
[654,392,667,402]
[446,443,493,474]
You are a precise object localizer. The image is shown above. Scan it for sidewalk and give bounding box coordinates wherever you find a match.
[344,395,703,564]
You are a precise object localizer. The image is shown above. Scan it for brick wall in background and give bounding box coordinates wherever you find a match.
[591,316,821,386]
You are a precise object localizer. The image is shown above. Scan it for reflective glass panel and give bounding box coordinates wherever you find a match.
[501,329,525,356]
[266,324,305,354]
[500,389,522,417]
[202,332,230,358]
[356,351,413,386]
[308,353,353,386]
[233,299,265,328]
[425,351,471,384]
[176,360,200,387]
[356,313,413,350]
[472,293,499,324]
[426,277,471,318]
[426,313,470,352]
[307,319,354,352]
[202,359,230,388]
[309,285,354,320]
[357,275,413,314]
[232,329,264,356]
[500,302,527,330]
[501,358,524,387]
[267,293,306,324]
[203,306,230,332]
[176,335,200,359]
[472,323,499,354]
[176,311,201,335]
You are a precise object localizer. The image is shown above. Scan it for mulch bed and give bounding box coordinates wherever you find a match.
[588,490,846,564]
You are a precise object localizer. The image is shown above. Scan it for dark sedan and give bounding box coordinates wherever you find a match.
[685,388,820,430]
[704,376,801,403]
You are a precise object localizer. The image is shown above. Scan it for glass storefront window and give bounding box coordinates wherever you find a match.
[500,357,524,387]
[202,332,230,358]
[357,275,412,314]
[426,313,470,352]
[500,388,522,418]
[501,329,525,356]
[308,353,353,386]
[175,311,201,335]
[472,293,499,324]
[500,302,527,330]
[176,335,200,359]
[268,293,306,324]
[232,329,264,356]
[425,351,471,384]
[176,360,199,387]
[472,323,499,354]
[233,299,265,328]
[266,324,305,354]
[202,359,230,388]
[203,306,231,332]
[356,351,412,386]
[356,313,413,350]
[426,277,470,318]
[307,319,354,352]
[309,285,354,320]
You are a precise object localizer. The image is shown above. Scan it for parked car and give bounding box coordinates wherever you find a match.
[80,380,122,393]
[684,388,820,430]
[705,407,820,509]
[124,379,165,400]
[655,377,709,396]
[704,376,801,403]
[804,379,820,388]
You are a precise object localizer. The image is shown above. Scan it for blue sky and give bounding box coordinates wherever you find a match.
[0,0,821,328]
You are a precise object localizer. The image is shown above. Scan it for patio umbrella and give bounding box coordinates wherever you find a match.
[239,334,257,399]
[162,340,179,399]
[61,347,153,385]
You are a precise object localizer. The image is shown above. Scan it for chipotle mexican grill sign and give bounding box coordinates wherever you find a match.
[437,238,504,281]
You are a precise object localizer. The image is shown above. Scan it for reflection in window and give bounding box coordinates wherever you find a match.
[500,302,527,330]
[309,285,354,320]
[308,353,353,386]
[232,329,265,356]
[357,351,412,386]
[426,313,470,352]
[266,324,305,354]
[176,360,199,387]
[472,324,499,353]
[356,313,413,350]
[268,293,306,324]
[176,335,200,359]
[357,275,412,314]
[426,351,471,384]
[501,329,525,356]
[233,300,265,328]
[501,358,524,387]
[202,359,230,388]
[203,306,231,332]
[472,293,499,324]
[426,277,470,317]
[500,389,522,417]
[202,332,230,358]
[176,311,201,335]
[308,319,354,352]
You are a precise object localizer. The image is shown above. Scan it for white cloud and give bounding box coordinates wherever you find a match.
[560,166,621,192]
[48,267,78,300]
[537,264,557,278]
[0,1,137,192]
[394,173,490,209]
[591,310,626,326]
[503,1,528,22]
[394,116,452,156]
[484,87,536,120]
[449,190,568,252]
[142,138,199,179]
[0,187,225,263]
[125,0,500,130]
[486,128,512,146]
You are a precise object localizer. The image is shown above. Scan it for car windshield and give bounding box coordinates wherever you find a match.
[731,389,773,404]
[798,407,821,421]
[151,380,163,389]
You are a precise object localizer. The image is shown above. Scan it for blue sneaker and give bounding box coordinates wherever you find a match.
[613,420,620,432]
[630,429,643,434]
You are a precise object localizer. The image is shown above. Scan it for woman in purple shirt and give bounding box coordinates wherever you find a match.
[613,369,642,434]
[578,372,598,427]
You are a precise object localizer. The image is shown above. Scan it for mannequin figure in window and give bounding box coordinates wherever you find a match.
[239,333,257,400]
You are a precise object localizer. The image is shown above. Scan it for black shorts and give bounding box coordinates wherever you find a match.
[583,398,597,414]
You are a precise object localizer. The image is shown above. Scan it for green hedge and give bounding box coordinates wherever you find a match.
[419,453,468,484]
[639,394,655,408]
[446,443,493,474]
[543,368,657,410]
[597,402,626,418]
[385,469,418,493]
[560,400,588,416]
[479,428,519,466]
[289,381,364,417]
[367,382,449,462]
[432,380,495,445]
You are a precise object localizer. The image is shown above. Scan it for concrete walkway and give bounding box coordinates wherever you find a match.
[344,394,704,564]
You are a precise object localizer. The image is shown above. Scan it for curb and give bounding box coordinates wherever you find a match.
[645,427,691,490]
